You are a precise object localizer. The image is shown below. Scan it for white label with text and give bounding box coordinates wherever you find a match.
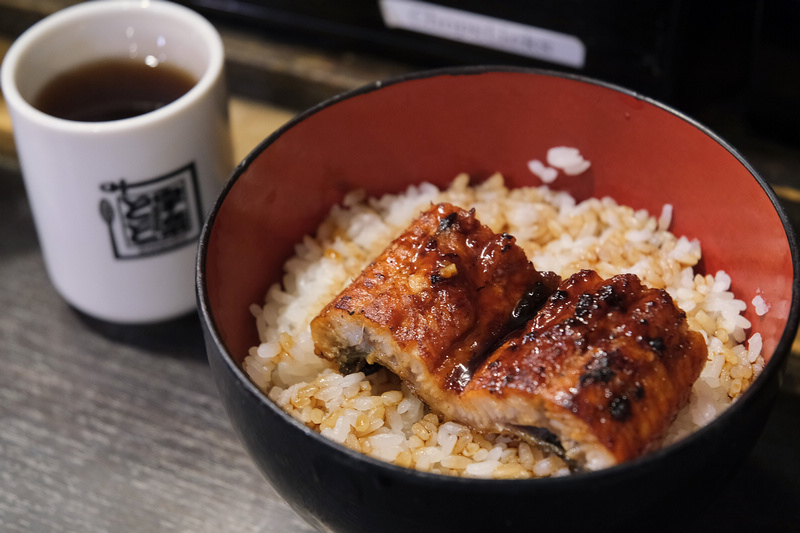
[379,0,586,68]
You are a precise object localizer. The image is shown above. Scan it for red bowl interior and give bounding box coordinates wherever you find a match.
[202,68,796,371]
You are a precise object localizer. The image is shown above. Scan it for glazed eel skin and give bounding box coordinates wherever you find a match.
[311,202,707,470]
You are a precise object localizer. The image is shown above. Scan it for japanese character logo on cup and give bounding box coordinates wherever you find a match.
[1,1,233,324]
[99,163,204,260]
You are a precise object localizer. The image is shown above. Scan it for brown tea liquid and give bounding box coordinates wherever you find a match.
[33,58,197,122]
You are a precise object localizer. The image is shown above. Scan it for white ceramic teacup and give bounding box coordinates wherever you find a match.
[1,0,232,324]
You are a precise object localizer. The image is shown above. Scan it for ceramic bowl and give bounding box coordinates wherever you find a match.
[197,67,799,533]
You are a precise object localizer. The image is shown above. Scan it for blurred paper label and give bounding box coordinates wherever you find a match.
[379,0,585,68]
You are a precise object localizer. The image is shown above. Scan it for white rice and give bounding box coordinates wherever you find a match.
[243,173,764,479]
[546,146,592,176]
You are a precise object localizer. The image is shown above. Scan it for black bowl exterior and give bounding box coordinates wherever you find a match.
[197,66,800,533]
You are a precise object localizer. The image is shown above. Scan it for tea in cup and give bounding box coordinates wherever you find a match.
[1,0,233,323]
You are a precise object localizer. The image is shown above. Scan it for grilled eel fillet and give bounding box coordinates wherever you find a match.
[311,202,559,385]
[311,202,706,470]
[462,269,707,469]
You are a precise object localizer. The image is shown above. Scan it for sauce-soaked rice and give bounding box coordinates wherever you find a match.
[244,174,764,478]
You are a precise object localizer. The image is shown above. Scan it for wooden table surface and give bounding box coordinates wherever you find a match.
[1,2,799,532]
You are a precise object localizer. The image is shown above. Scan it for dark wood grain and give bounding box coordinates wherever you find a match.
[0,167,316,531]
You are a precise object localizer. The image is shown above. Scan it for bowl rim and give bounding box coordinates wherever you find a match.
[196,65,800,487]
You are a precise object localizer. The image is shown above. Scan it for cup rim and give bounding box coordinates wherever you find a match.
[0,0,224,133]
